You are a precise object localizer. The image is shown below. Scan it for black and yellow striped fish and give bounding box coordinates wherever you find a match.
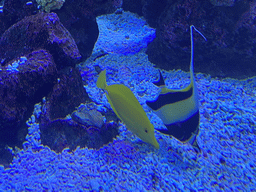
[146,25,206,153]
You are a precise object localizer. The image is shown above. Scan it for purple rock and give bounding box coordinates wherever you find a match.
[39,67,119,152]
[145,0,256,78]
[0,12,81,69]
[41,67,88,121]
[0,0,38,36]
[40,113,119,152]
[54,0,123,60]
[0,49,57,147]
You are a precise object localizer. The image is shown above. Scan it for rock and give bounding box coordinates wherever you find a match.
[146,0,256,78]
[0,0,38,36]
[41,94,119,152]
[0,49,57,147]
[0,12,81,69]
[54,0,122,60]
[71,106,104,128]
[40,117,119,152]
[142,0,168,28]
[122,0,143,16]
[0,0,122,62]
[41,67,89,122]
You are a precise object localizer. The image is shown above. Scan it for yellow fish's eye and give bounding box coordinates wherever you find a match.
[145,129,148,133]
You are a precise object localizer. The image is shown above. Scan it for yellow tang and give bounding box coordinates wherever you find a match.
[97,69,159,149]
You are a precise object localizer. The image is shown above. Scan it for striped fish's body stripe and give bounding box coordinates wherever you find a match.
[149,81,199,125]
[165,110,199,142]
[156,110,199,147]
[153,101,198,125]
[146,85,193,111]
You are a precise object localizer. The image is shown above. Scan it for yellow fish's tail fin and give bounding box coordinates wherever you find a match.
[97,69,107,89]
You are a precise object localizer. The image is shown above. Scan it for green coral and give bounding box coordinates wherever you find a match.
[36,0,65,12]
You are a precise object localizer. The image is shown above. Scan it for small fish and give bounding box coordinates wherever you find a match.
[97,69,159,149]
[146,25,206,153]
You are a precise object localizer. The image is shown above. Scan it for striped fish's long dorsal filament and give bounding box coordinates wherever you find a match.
[190,25,207,74]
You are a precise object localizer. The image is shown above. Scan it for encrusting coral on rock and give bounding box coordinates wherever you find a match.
[36,0,65,13]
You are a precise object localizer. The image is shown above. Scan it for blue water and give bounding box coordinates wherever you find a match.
[0,11,255,191]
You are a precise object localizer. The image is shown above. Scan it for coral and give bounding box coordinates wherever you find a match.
[36,0,65,13]
[5,56,27,72]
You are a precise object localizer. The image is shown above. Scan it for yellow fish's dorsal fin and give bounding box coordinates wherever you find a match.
[96,69,107,90]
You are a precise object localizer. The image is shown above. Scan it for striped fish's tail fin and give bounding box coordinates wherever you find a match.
[153,69,165,87]
[97,69,107,90]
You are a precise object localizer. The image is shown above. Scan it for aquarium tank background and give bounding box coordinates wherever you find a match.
[0,0,255,191]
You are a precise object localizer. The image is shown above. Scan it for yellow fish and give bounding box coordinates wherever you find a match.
[97,69,159,149]
[146,25,206,153]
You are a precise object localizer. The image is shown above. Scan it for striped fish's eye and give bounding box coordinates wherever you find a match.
[145,129,148,133]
